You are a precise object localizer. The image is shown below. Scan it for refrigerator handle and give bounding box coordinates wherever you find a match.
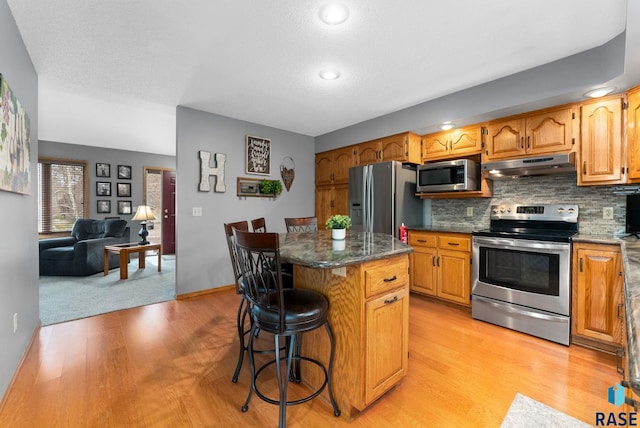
[362,166,369,231]
[368,166,374,232]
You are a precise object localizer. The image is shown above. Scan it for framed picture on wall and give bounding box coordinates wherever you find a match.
[96,163,110,177]
[245,135,271,175]
[96,181,111,196]
[117,200,132,215]
[118,165,132,179]
[97,200,111,214]
[117,182,131,197]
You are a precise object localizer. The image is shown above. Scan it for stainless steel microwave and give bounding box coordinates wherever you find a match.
[416,159,479,192]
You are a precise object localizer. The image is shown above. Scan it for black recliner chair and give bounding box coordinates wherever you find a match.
[39,218,130,276]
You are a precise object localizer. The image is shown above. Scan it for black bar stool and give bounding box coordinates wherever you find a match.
[233,229,340,427]
[223,221,251,383]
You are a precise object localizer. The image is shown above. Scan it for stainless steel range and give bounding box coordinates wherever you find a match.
[471,204,578,345]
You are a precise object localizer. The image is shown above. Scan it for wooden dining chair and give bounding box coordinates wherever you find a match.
[284,216,318,232]
[251,217,267,233]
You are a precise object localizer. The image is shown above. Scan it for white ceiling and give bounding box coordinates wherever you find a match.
[6,0,633,140]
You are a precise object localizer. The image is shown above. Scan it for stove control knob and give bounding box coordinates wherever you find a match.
[492,208,498,214]
[506,208,512,213]
[557,207,565,213]
[567,208,575,214]
[500,207,505,213]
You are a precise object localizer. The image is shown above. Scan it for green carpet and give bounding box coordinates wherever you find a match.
[39,255,176,326]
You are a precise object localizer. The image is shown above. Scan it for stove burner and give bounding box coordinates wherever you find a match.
[472,203,579,243]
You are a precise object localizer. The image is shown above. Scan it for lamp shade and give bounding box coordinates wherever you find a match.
[131,205,156,222]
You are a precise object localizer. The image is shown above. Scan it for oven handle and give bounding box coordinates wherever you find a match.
[472,236,569,252]
[475,296,569,322]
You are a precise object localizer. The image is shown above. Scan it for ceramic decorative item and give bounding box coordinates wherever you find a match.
[331,228,346,240]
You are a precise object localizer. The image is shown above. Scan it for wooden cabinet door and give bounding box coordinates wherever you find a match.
[332,184,349,217]
[410,247,437,296]
[358,141,380,165]
[573,245,624,346]
[422,131,450,161]
[379,134,407,162]
[332,146,356,184]
[436,249,471,306]
[315,187,333,227]
[484,119,526,160]
[449,126,483,157]
[627,88,640,181]
[579,97,624,185]
[365,287,409,405]
[315,152,334,186]
[526,107,575,155]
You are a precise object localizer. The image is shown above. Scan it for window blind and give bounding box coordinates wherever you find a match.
[38,159,88,233]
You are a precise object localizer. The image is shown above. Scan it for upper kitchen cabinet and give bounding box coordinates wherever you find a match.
[578,95,625,186]
[483,104,577,161]
[421,125,483,162]
[626,86,640,182]
[315,145,357,186]
[357,132,421,165]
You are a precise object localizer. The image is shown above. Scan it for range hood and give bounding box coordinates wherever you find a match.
[482,152,576,178]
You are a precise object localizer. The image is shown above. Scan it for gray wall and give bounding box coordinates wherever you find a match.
[39,140,176,223]
[175,107,315,295]
[0,0,39,399]
[315,33,626,152]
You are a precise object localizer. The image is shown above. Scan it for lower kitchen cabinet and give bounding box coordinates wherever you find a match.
[571,242,625,352]
[408,231,471,307]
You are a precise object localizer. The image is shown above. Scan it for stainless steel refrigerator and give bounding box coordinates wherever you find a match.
[349,161,424,237]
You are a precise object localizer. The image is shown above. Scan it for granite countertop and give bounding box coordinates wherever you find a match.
[279,230,413,269]
[574,233,640,395]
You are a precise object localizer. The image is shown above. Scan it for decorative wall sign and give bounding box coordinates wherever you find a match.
[198,151,226,192]
[280,156,295,192]
[0,74,31,195]
[246,135,270,175]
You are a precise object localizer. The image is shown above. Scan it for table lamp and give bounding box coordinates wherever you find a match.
[131,205,156,245]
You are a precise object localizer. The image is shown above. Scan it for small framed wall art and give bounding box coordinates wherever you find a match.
[96,163,110,178]
[117,201,132,215]
[118,165,132,179]
[245,135,271,175]
[97,200,111,214]
[96,181,112,196]
[117,182,131,197]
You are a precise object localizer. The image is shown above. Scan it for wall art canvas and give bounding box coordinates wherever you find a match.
[246,135,270,175]
[0,74,31,195]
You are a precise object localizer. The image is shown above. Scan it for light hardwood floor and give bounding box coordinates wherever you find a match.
[0,290,619,427]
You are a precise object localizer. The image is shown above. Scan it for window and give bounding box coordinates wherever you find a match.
[38,157,89,234]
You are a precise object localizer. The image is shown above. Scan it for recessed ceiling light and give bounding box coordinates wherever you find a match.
[439,122,454,131]
[319,70,341,80]
[319,3,349,25]
[584,87,616,98]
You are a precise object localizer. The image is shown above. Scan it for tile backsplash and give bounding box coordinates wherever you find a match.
[431,174,627,237]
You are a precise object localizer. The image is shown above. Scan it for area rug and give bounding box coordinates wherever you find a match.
[501,393,591,428]
[39,255,176,326]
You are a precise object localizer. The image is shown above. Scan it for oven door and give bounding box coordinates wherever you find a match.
[472,236,570,316]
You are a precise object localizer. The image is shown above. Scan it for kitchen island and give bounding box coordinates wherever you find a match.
[280,230,412,419]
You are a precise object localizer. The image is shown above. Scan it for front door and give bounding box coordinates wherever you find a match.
[162,170,176,254]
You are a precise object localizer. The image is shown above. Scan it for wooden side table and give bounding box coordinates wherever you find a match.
[104,242,162,280]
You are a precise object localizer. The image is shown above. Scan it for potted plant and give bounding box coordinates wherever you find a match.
[259,179,283,196]
[325,214,351,240]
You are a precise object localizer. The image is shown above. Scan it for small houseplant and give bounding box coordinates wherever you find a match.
[259,179,283,196]
[325,214,351,240]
